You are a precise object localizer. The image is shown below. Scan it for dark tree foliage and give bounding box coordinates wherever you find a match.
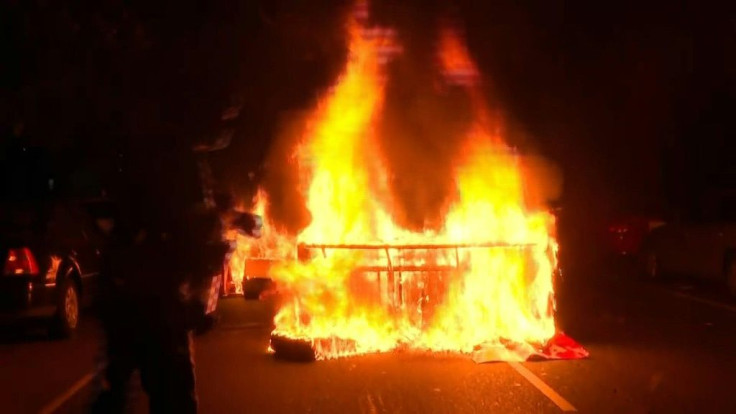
[3,0,734,217]
[4,1,239,149]
[3,0,349,197]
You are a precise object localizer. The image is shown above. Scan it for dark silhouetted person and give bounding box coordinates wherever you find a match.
[91,142,230,413]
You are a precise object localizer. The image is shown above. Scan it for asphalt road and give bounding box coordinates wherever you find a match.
[2,258,736,414]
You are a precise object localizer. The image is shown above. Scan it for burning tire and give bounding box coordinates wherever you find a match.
[270,334,316,362]
[270,333,360,361]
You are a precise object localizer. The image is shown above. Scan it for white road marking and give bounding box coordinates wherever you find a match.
[508,362,577,412]
[38,372,95,414]
[671,292,736,313]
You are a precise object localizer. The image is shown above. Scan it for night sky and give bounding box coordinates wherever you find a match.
[3,0,735,227]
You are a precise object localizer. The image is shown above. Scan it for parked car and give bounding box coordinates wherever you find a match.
[0,145,107,337]
[607,215,666,257]
[640,192,736,296]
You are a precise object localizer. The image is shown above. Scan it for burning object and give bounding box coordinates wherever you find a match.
[241,258,277,300]
[232,3,586,362]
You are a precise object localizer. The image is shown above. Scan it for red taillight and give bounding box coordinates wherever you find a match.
[608,224,630,234]
[4,248,39,275]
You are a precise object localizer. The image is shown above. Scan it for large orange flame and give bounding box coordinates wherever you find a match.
[231,7,558,360]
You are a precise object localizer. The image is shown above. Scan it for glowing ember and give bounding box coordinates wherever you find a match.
[232,3,562,360]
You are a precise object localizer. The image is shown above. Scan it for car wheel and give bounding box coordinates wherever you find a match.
[644,252,660,280]
[51,278,80,338]
[727,259,736,298]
